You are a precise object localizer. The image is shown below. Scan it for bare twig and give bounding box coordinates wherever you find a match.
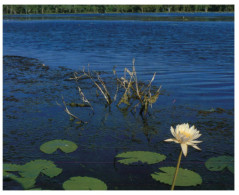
[78,86,94,112]
[56,96,87,124]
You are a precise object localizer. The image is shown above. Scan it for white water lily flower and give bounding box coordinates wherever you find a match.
[164,123,202,157]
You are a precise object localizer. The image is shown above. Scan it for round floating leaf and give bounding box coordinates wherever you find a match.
[63,176,107,190]
[40,139,78,154]
[115,151,166,165]
[205,156,234,173]
[151,167,202,187]
[19,159,62,179]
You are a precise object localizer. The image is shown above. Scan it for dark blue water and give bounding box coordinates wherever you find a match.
[3,13,234,109]
[3,13,234,190]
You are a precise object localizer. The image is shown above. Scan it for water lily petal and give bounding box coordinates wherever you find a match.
[164,138,180,144]
[170,126,176,137]
[164,138,174,142]
[181,143,188,157]
[191,140,202,144]
[193,133,202,140]
[192,145,201,151]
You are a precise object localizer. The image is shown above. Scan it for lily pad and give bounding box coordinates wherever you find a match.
[28,188,42,190]
[151,167,202,187]
[115,151,166,165]
[40,139,78,154]
[19,159,62,179]
[63,176,107,190]
[13,177,36,189]
[3,168,36,189]
[3,163,22,173]
[205,155,234,173]
[3,160,62,189]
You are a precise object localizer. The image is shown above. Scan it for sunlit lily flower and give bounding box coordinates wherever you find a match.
[164,123,202,157]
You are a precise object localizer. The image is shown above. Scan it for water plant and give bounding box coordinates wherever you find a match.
[116,58,161,116]
[3,159,62,189]
[164,123,202,190]
[115,151,166,165]
[205,155,234,173]
[40,139,78,154]
[69,59,161,117]
[151,167,202,187]
[62,176,107,190]
[72,65,112,105]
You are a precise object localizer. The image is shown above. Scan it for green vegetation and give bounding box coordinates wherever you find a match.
[62,176,108,190]
[115,151,166,165]
[151,167,202,187]
[3,160,62,189]
[3,5,234,15]
[40,139,78,154]
[205,155,234,173]
[69,59,161,118]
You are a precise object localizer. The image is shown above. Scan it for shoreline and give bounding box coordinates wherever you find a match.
[3,11,234,16]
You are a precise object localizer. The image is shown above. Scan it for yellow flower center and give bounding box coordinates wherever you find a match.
[179,131,191,138]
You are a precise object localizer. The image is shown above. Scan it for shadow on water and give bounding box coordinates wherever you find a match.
[3,56,234,190]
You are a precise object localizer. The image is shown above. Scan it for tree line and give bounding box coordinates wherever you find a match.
[3,5,234,15]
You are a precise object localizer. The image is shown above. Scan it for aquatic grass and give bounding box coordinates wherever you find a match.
[116,58,162,116]
[69,58,162,117]
[76,65,112,105]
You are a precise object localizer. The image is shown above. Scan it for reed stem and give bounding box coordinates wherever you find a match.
[171,150,183,190]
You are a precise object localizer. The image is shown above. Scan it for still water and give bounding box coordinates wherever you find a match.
[3,13,234,190]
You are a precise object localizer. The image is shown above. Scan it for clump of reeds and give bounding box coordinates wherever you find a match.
[71,65,112,106]
[116,58,162,116]
[66,58,161,120]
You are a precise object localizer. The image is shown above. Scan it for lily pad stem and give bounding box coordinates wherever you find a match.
[171,150,183,190]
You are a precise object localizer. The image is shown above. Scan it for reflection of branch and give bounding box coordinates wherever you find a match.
[78,86,94,113]
[56,96,87,124]
[70,72,94,114]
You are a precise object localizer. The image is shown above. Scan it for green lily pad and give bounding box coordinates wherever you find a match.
[205,155,234,173]
[151,167,202,187]
[40,139,78,154]
[63,176,107,190]
[13,177,36,189]
[19,159,62,179]
[3,169,35,189]
[3,160,62,189]
[115,151,166,165]
[3,163,22,172]
[227,165,234,174]
[27,188,42,190]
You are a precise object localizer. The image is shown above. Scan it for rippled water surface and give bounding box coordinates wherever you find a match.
[3,13,234,190]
